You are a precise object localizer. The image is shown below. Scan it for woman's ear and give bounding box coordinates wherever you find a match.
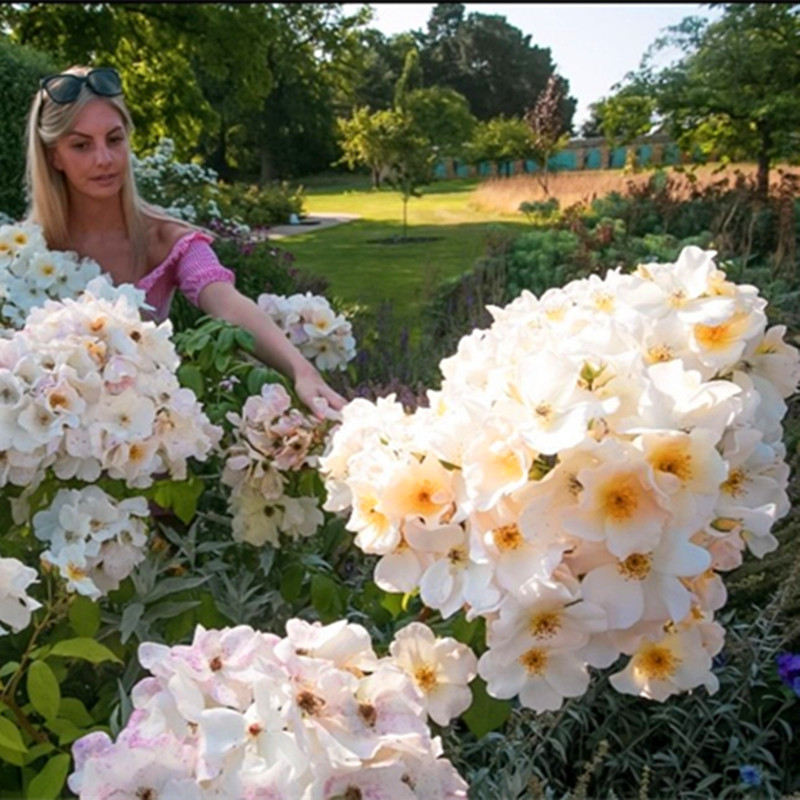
[49,146,63,172]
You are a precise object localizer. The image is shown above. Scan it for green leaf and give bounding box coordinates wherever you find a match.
[217,326,235,353]
[449,614,486,652]
[27,661,61,721]
[310,573,346,622]
[193,591,232,630]
[246,367,278,395]
[119,602,144,644]
[461,678,511,739]
[58,698,94,728]
[43,717,83,746]
[141,600,201,623]
[259,547,275,577]
[214,350,231,373]
[280,562,305,604]
[148,476,205,524]
[68,595,100,638]
[234,327,255,351]
[380,591,404,618]
[26,753,70,800]
[0,660,20,680]
[48,638,122,665]
[0,716,27,753]
[0,741,25,766]
[23,741,55,765]
[141,574,209,604]
[177,364,205,398]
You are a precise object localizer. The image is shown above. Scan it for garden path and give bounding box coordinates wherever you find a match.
[265,212,360,239]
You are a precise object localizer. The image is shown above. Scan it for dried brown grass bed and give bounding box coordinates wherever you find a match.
[469,163,800,215]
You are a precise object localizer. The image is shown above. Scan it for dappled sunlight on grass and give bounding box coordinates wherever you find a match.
[280,177,531,331]
[276,216,527,328]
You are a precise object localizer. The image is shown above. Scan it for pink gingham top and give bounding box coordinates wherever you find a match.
[136,231,235,322]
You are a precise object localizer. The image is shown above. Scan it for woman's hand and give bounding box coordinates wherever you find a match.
[293,362,346,420]
[198,281,348,419]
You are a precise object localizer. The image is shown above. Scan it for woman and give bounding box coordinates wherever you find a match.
[25,65,345,417]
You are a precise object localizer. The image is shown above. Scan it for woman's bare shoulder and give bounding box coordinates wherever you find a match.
[145,216,196,268]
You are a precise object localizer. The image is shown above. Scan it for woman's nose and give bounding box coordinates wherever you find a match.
[95,143,113,165]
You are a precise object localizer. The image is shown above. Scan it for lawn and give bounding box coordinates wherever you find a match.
[275,177,531,326]
[277,162,798,330]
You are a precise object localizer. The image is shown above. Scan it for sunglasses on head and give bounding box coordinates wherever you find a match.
[39,68,123,106]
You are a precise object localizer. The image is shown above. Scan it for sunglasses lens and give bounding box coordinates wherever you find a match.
[43,74,83,104]
[87,68,122,97]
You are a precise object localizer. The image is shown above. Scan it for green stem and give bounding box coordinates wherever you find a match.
[1,582,70,746]
[3,695,48,745]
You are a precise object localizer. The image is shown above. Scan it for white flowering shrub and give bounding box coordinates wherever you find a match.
[320,246,800,711]
[0,556,42,636]
[257,292,357,372]
[33,487,150,600]
[68,619,471,799]
[0,221,101,327]
[221,382,329,548]
[0,274,221,496]
[132,137,226,226]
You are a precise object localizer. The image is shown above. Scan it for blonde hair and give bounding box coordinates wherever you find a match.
[25,65,177,277]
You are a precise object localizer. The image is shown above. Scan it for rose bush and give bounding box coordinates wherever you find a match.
[1,223,797,799]
[320,246,800,711]
[68,619,473,800]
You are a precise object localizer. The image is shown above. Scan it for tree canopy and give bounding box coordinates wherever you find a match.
[627,2,800,197]
[417,3,577,128]
[1,1,583,181]
[0,3,369,180]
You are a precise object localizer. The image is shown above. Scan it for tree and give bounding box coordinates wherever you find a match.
[393,47,423,111]
[595,86,655,148]
[404,86,476,157]
[464,116,533,177]
[345,28,408,113]
[337,106,396,188]
[0,3,369,181]
[1,3,221,158]
[248,3,370,182]
[0,38,55,218]
[642,3,800,199]
[418,4,578,128]
[337,107,434,237]
[380,113,437,239]
[580,103,605,139]
[524,75,571,194]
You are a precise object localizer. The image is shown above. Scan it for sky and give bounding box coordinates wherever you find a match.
[342,3,722,127]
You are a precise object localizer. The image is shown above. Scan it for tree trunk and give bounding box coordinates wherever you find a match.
[259,147,274,187]
[756,125,772,201]
[209,116,232,182]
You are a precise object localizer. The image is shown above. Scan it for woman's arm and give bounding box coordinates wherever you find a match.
[197,281,345,417]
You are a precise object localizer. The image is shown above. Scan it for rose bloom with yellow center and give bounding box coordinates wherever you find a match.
[610,625,717,701]
[561,444,672,560]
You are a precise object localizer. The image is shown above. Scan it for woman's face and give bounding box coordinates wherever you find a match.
[50,99,129,202]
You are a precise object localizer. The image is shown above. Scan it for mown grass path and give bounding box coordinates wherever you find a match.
[276,178,530,324]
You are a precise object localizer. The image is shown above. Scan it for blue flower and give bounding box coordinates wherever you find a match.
[776,652,800,697]
[739,765,762,787]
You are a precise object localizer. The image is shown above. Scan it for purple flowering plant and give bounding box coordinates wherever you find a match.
[739,764,762,788]
[776,652,800,697]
